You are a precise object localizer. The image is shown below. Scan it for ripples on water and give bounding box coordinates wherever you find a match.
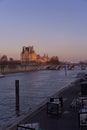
[0,68,86,127]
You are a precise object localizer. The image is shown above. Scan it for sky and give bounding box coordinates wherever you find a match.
[0,0,87,62]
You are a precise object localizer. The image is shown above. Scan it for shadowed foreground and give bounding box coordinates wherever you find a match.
[6,79,87,130]
[23,83,80,130]
[17,80,81,130]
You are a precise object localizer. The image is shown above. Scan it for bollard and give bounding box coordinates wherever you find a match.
[15,80,20,111]
[59,96,63,108]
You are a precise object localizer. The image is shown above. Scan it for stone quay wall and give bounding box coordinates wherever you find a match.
[0,64,44,73]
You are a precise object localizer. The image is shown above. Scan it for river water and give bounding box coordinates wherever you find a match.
[0,67,86,127]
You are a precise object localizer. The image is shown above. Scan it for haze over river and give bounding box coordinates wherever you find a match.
[0,67,85,127]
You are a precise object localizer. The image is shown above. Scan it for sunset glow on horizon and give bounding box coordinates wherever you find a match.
[0,0,87,62]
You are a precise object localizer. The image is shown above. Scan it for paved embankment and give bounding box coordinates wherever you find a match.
[4,79,82,130]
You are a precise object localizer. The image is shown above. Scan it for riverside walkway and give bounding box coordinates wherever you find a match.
[6,78,84,130]
[24,80,80,130]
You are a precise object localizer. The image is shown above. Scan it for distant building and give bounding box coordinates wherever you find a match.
[37,53,49,63]
[20,46,59,64]
[20,46,37,63]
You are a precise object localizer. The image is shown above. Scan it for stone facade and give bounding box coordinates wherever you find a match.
[20,46,50,64]
[20,46,37,63]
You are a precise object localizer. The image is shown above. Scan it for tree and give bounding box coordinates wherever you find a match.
[0,55,8,62]
[49,56,60,64]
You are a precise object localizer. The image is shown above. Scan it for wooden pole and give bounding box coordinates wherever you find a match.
[64,62,67,76]
[15,80,19,111]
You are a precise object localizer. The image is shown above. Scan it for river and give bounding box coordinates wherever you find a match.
[0,67,86,127]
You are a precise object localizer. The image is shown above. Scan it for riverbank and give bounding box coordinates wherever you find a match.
[0,65,40,74]
[4,78,81,130]
[0,64,78,74]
